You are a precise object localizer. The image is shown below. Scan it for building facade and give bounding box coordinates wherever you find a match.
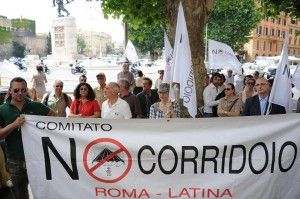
[244,14,300,62]
[77,29,112,58]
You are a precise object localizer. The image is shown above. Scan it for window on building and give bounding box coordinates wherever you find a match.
[294,38,297,45]
[266,28,268,35]
[282,31,286,38]
[277,18,281,24]
[271,29,275,36]
[275,43,277,52]
[288,49,290,54]
[263,41,266,51]
[283,19,286,25]
[271,18,275,23]
[289,28,293,34]
[294,49,296,55]
[258,26,262,34]
[270,42,272,51]
[277,30,280,37]
[289,37,292,44]
[256,40,259,50]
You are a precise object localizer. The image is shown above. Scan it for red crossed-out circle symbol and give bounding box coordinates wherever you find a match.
[83,138,132,183]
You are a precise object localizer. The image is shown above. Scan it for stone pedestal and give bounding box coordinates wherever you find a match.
[51,17,77,61]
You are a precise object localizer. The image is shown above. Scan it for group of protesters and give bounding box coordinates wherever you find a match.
[0,61,295,198]
[203,69,287,117]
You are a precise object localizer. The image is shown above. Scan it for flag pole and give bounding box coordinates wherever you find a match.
[204,24,208,62]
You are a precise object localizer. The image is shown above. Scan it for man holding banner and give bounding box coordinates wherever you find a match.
[0,77,55,199]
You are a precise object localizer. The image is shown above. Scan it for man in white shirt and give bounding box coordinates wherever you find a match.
[101,82,132,119]
[225,69,234,84]
[203,73,222,117]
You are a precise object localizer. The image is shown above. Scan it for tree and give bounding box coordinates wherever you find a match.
[99,0,299,108]
[105,43,114,54]
[128,24,164,59]
[12,41,26,58]
[77,35,86,55]
[260,0,300,19]
[101,0,213,108]
[207,0,263,52]
[46,32,52,54]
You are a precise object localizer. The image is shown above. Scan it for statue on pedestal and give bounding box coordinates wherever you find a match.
[53,0,73,17]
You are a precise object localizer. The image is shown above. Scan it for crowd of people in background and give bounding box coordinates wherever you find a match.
[0,62,298,198]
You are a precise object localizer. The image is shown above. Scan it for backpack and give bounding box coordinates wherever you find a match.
[43,93,70,107]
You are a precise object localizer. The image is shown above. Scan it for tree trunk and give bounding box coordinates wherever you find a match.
[164,0,214,108]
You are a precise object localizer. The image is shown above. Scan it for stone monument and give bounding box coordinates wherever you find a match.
[50,0,76,61]
[51,16,77,61]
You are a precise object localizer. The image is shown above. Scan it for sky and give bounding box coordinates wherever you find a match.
[0,0,124,43]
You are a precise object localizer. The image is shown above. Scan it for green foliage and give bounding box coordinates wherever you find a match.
[12,41,26,58]
[259,0,300,19]
[207,0,263,51]
[77,35,86,54]
[128,24,164,55]
[11,18,36,35]
[100,0,165,29]
[0,28,12,45]
[46,32,52,54]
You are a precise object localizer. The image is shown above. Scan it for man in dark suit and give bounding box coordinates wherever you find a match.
[242,77,286,116]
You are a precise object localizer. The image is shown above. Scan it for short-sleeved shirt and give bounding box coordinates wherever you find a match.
[93,86,106,108]
[101,97,132,119]
[0,98,50,160]
[42,92,69,117]
[70,99,100,117]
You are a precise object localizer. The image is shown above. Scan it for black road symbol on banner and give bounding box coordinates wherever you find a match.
[83,138,132,183]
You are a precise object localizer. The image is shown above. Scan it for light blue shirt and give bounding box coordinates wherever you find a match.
[259,96,268,115]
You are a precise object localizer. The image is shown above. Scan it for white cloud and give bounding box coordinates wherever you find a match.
[0,0,124,42]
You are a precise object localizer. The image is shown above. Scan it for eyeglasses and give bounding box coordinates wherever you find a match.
[97,77,104,80]
[225,88,232,91]
[13,88,27,94]
[80,87,88,91]
[247,82,255,85]
[55,85,63,88]
[255,83,268,87]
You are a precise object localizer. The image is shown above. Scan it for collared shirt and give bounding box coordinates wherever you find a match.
[259,96,268,115]
[203,83,220,113]
[0,98,49,160]
[42,92,69,117]
[121,93,142,118]
[93,86,106,108]
[70,99,100,117]
[101,97,132,119]
[149,101,181,119]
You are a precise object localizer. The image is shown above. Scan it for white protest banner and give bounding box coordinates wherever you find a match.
[268,35,292,113]
[172,2,197,117]
[125,40,138,62]
[22,115,300,199]
[162,31,173,84]
[208,40,242,73]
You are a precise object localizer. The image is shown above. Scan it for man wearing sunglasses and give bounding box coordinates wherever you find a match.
[42,80,72,117]
[0,77,55,199]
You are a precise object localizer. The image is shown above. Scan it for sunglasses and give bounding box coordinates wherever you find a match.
[225,88,232,91]
[13,88,27,94]
[80,87,88,91]
[55,85,63,88]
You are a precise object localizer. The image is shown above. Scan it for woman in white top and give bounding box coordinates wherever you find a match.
[238,78,257,103]
[31,65,47,101]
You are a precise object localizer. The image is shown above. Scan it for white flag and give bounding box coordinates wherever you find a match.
[125,40,138,62]
[208,40,242,73]
[162,32,173,84]
[268,35,292,113]
[172,2,197,117]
